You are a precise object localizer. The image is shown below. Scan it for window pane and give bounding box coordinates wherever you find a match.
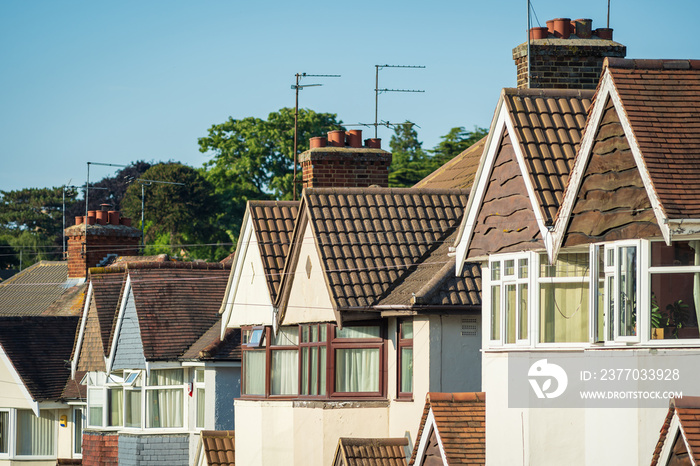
[88,388,104,427]
[335,348,380,393]
[196,388,206,428]
[651,241,700,267]
[608,276,615,341]
[244,351,266,395]
[16,410,55,456]
[195,370,204,383]
[335,326,380,339]
[149,369,183,386]
[619,246,637,337]
[400,347,413,393]
[73,408,83,455]
[505,284,516,344]
[519,258,529,279]
[319,347,327,395]
[320,325,327,342]
[311,347,319,396]
[491,262,501,281]
[491,285,501,340]
[505,260,515,276]
[301,347,309,395]
[147,389,183,428]
[651,273,700,339]
[519,284,529,340]
[539,283,589,343]
[107,387,123,427]
[540,253,589,278]
[0,411,8,454]
[271,349,299,395]
[302,325,309,343]
[596,246,605,341]
[311,325,319,342]
[125,390,141,428]
[273,326,299,346]
[401,320,413,340]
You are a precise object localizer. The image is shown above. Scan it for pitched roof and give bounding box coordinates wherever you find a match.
[651,396,700,465]
[414,137,486,190]
[181,318,241,360]
[248,200,299,302]
[279,188,468,314]
[200,430,235,466]
[61,371,87,400]
[127,263,230,360]
[410,392,486,466]
[502,88,593,224]
[89,270,127,355]
[377,229,481,308]
[604,58,700,218]
[0,261,74,316]
[0,316,79,401]
[333,437,409,466]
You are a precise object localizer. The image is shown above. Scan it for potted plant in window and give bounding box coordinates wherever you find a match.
[651,294,664,339]
[666,299,690,338]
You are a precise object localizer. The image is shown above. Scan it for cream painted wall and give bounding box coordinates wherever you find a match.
[227,220,275,328]
[484,352,669,466]
[283,223,335,325]
[0,348,33,410]
[55,408,73,459]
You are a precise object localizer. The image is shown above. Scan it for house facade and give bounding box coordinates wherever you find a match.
[455,58,700,465]
[221,131,483,465]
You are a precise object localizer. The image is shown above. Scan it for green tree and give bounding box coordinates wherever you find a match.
[199,107,343,242]
[120,163,230,261]
[388,122,432,187]
[430,126,488,169]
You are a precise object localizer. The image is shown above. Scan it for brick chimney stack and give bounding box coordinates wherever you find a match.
[65,204,141,279]
[513,18,626,89]
[300,129,392,189]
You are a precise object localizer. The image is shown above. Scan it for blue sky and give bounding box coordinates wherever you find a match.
[1,0,698,191]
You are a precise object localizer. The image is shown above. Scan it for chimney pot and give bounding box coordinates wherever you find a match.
[120,217,132,227]
[572,18,593,38]
[86,216,96,225]
[595,27,613,40]
[309,136,327,148]
[96,210,108,225]
[327,130,346,147]
[108,211,120,225]
[546,19,554,34]
[364,138,381,149]
[75,216,84,225]
[552,18,571,39]
[87,210,96,219]
[100,203,110,212]
[346,130,362,148]
[529,27,549,40]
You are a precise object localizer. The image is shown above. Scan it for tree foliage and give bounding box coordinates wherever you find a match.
[199,107,343,242]
[430,126,488,168]
[388,122,432,187]
[120,163,230,261]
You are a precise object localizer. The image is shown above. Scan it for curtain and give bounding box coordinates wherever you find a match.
[196,388,205,428]
[88,388,104,427]
[692,241,700,327]
[335,348,379,392]
[125,390,141,428]
[540,283,589,343]
[336,326,380,339]
[108,388,123,426]
[271,349,298,395]
[16,410,55,456]
[147,369,183,428]
[400,347,413,393]
[73,408,83,455]
[505,284,516,344]
[244,351,266,395]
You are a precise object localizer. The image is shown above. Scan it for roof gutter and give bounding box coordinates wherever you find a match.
[665,219,700,243]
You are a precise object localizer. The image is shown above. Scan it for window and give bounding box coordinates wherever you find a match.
[398,319,413,397]
[538,253,589,343]
[194,369,205,429]
[241,323,385,399]
[73,408,84,456]
[87,387,104,427]
[300,324,327,397]
[16,410,55,457]
[490,255,530,344]
[0,410,8,455]
[124,371,142,428]
[146,369,184,428]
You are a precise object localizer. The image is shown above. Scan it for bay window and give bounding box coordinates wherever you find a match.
[490,255,530,345]
[241,323,385,399]
[194,369,205,429]
[146,369,184,428]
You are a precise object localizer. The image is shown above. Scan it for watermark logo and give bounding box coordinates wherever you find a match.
[528,359,568,399]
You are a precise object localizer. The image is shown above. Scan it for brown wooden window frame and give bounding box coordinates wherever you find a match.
[397,318,413,399]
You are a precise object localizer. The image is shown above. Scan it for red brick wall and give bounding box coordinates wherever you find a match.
[67,233,140,278]
[300,150,392,189]
[82,432,118,466]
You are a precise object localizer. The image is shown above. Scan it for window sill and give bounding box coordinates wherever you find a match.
[235,398,389,409]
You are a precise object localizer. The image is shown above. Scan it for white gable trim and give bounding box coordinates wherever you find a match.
[658,412,696,466]
[106,274,132,374]
[220,210,254,335]
[414,408,448,465]
[71,281,94,379]
[0,345,39,416]
[456,96,507,275]
[552,70,671,262]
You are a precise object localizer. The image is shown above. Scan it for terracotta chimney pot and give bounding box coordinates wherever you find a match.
[552,18,571,39]
[108,211,120,225]
[364,138,381,149]
[310,136,327,148]
[96,210,107,225]
[75,216,84,225]
[530,27,549,40]
[86,216,96,225]
[595,28,613,40]
[120,217,132,227]
[346,130,363,148]
[327,130,346,147]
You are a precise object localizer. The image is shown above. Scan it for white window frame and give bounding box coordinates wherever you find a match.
[487,252,534,347]
[72,406,84,458]
[13,408,58,460]
[0,408,11,459]
[144,367,187,431]
[193,368,205,430]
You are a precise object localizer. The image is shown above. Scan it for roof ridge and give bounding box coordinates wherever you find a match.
[304,187,470,196]
[503,87,595,98]
[605,57,700,71]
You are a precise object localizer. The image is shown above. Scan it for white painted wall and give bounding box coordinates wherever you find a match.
[226,220,275,328]
[0,348,33,410]
[283,222,335,325]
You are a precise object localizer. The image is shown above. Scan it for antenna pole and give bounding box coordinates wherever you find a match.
[294,73,300,201]
[375,65,380,138]
[607,0,610,28]
[527,0,531,89]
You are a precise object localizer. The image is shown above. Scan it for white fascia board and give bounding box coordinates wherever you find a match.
[71,281,94,379]
[413,408,449,466]
[220,212,254,337]
[667,220,700,240]
[456,96,508,275]
[658,413,696,466]
[552,70,670,262]
[106,274,132,374]
[0,345,38,416]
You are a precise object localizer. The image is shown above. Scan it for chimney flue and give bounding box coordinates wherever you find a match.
[310,136,327,148]
[552,18,571,39]
[327,130,346,147]
[346,130,362,148]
